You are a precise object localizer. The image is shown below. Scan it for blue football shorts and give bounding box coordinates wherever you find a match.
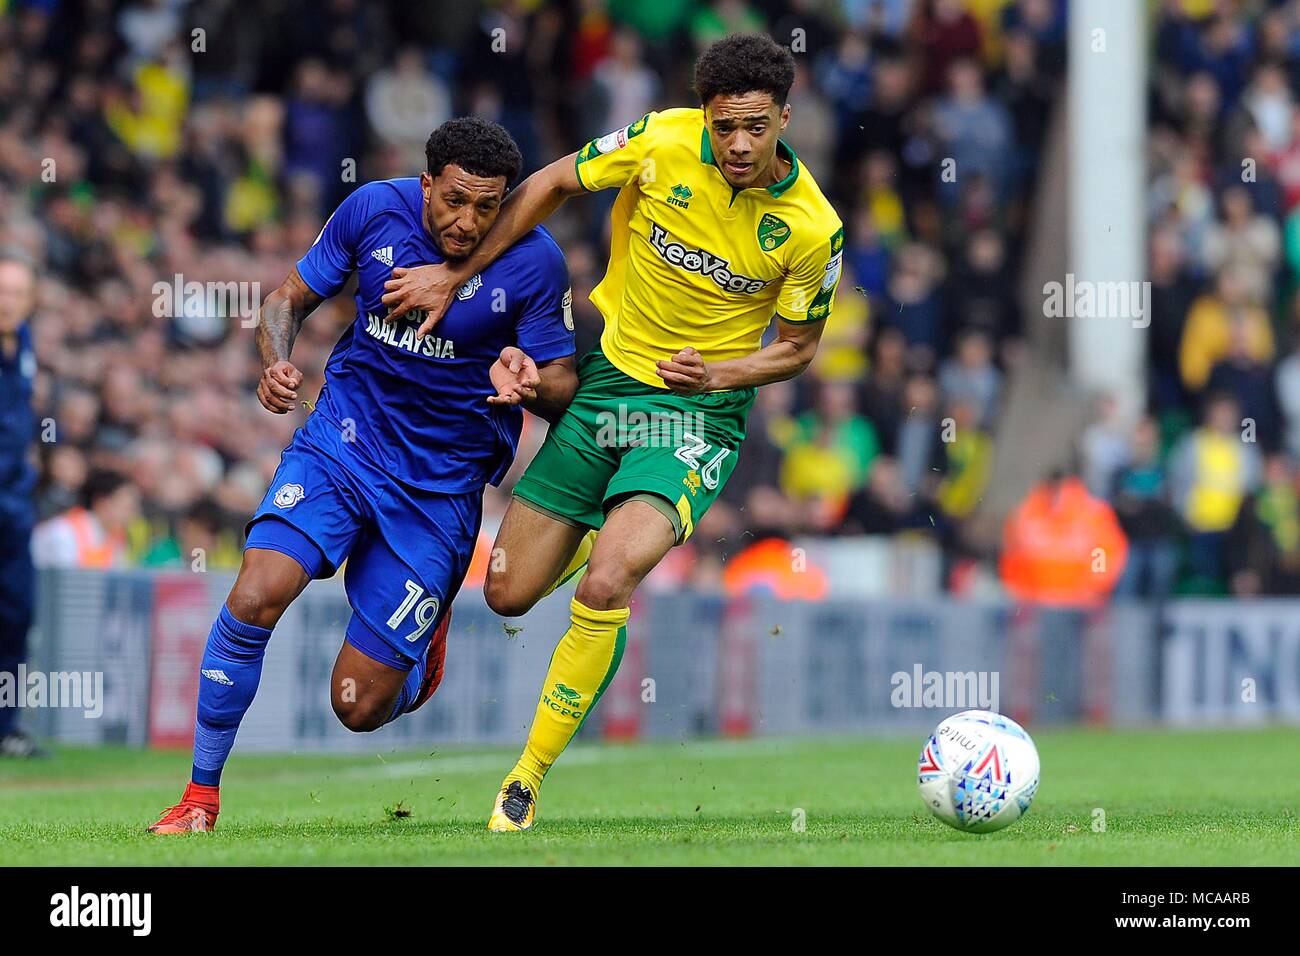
[245,417,481,670]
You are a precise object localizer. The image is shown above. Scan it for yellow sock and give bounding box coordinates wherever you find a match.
[508,597,628,792]
[540,530,596,599]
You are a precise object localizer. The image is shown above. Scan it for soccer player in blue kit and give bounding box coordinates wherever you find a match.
[148,118,578,833]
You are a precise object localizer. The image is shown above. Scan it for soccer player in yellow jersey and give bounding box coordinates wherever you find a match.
[382,34,844,830]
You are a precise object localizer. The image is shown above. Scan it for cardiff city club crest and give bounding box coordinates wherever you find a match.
[273,483,305,509]
[456,274,483,300]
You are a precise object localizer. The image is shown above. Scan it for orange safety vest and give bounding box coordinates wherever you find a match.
[462,530,494,590]
[64,508,122,568]
[723,537,829,600]
[999,479,1128,607]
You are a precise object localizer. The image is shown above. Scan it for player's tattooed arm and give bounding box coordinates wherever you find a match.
[656,317,825,393]
[383,153,585,337]
[256,268,321,365]
[255,268,324,414]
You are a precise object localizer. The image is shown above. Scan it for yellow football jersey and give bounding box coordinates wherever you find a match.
[574,107,844,389]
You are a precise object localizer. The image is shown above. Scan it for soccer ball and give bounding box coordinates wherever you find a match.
[917,710,1040,834]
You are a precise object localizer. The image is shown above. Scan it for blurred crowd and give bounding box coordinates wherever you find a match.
[1113,0,1300,598]
[9,0,1295,600]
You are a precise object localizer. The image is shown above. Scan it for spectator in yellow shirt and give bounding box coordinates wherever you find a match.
[1170,392,1263,589]
[1179,266,1274,392]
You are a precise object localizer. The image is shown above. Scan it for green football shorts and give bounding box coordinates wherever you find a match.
[512,349,756,543]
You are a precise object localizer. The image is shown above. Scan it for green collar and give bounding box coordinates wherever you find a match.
[699,129,800,199]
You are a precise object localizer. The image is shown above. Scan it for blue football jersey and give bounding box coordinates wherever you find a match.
[295,178,575,492]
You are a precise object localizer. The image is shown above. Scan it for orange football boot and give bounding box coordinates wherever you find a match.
[406,606,452,713]
[147,781,220,833]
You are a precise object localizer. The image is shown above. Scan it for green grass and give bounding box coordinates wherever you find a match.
[0,728,1296,865]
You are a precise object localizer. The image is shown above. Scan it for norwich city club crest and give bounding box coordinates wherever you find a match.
[757,213,791,252]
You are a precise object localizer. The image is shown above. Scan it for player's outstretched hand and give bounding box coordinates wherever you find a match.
[258,360,304,414]
[488,346,540,406]
[656,347,711,394]
[382,264,459,338]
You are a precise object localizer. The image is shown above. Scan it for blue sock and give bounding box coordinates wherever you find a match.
[384,659,424,725]
[191,606,273,786]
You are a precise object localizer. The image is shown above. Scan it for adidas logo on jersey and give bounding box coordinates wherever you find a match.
[371,246,394,267]
[201,669,234,686]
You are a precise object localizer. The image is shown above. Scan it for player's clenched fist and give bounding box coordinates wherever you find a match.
[257,360,304,413]
[656,347,712,394]
[488,346,540,406]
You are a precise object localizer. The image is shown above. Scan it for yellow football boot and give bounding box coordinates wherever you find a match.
[487,779,536,832]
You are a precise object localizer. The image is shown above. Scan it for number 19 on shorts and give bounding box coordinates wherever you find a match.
[387,580,441,643]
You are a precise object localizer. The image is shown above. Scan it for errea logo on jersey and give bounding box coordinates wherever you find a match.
[647,223,769,295]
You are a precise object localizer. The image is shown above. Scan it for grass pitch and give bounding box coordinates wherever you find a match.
[0,728,1295,866]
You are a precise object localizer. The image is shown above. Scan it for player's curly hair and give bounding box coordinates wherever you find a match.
[425,117,523,185]
[693,33,796,108]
